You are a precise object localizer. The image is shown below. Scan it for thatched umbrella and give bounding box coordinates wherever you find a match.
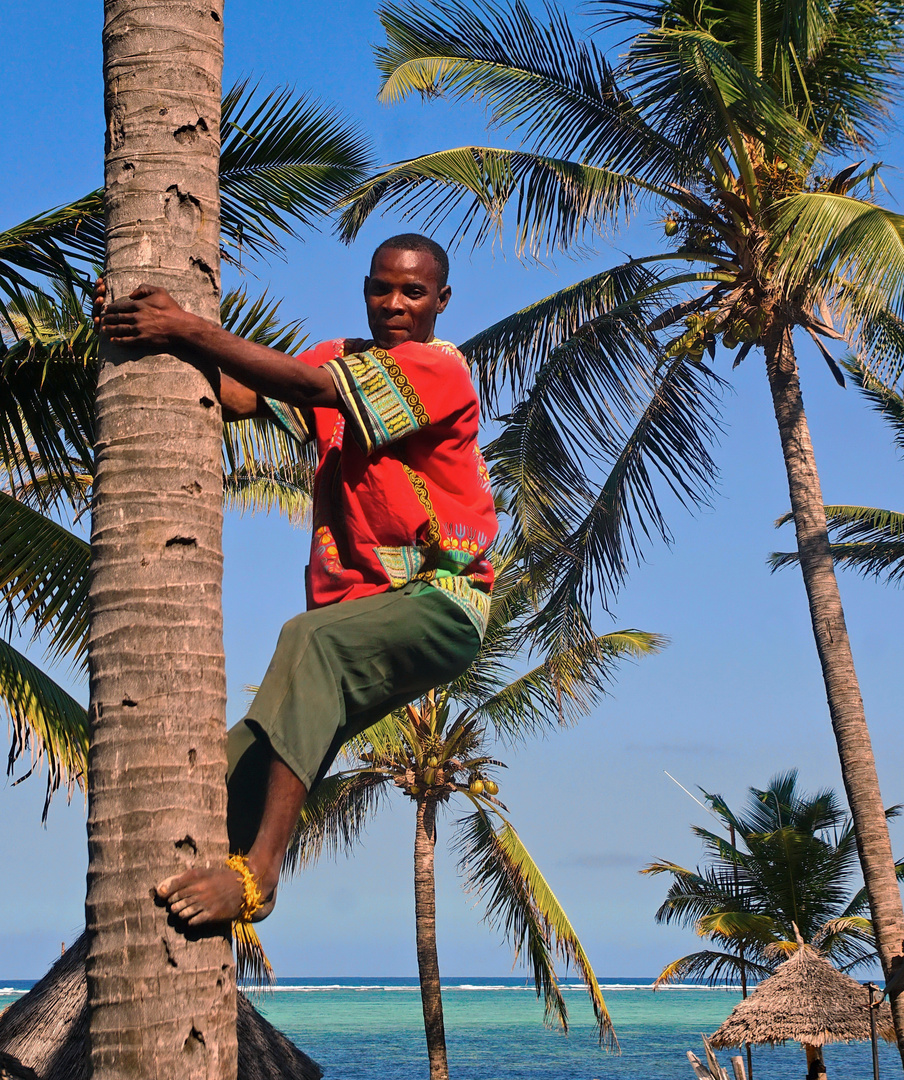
[710,943,894,1079]
[0,933,321,1080]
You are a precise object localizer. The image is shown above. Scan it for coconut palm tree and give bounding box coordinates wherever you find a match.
[336,0,904,1050]
[285,548,663,1079]
[0,73,371,812]
[645,769,904,1080]
[87,4,235,1072]
[644,770,902,984]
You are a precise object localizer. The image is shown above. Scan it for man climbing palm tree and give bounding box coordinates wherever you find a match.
[94,233,497,926]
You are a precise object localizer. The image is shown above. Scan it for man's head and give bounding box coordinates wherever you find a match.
[365,234,452,349]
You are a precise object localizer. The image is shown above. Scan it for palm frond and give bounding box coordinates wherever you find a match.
[0,636,88,820]
[492,343,722,643]
[771,193,904,320]
[283,770,391,874]
[233,919,275,988]
[339,146,635,257]
[376,0,687,181]
[616,21,813,173]
[0,491,90,667]
[340,713,411,763]
[460,262,661,407]
[770,505,904,583]
[219,286,309,354]
[597,0,903,154]
[459,629,664,740]
[0,291,96,498]
[223,472,312,525]
[652,948,773,988]
[0,193,104,310]
[217,286,318,503]
[456,807,617,1047]
[843,355,904,448]
[0,81,372,301]
[220,80,373,263]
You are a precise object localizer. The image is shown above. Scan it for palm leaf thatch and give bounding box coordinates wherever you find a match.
[709,943,894,1049]
[0,932,321,1080]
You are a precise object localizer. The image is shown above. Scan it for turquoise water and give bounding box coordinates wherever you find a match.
[1,976,897,1078]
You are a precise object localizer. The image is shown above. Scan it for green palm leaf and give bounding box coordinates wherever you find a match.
[339,146,635,258]
[218,286,318,502]
[771,505,904,583]
[457,629,664,739]
[456,807,616,1047]
[0,491,90,667]
[0,291,96,498]
[460,262,662,406]
[0,194,104,313]
[223,472,312,525]
[652,948,772,988]
[0,81,373,302]
[599,0,901,154]
[770,192,904,319]
[376,0,685,181]
[0,636,88,821]
[492,346,722,642]
[843,355,904,445]
[282,770,391,874]
[612,19,813,171]
[219,80,373,262]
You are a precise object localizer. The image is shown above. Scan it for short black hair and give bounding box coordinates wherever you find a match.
[370,233,450,288]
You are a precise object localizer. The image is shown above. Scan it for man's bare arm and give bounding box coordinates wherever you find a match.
[94,280,337,415]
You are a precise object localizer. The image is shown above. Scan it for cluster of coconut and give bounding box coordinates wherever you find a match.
[467,775,498,796]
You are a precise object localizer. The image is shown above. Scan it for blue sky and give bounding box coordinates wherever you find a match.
[2,0,903,990]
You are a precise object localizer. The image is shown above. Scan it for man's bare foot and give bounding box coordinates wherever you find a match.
[251,885,277,923]
[156,866,276,926]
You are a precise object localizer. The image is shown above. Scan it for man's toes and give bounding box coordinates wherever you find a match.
[177,902,206,922]
[156,875,185,899]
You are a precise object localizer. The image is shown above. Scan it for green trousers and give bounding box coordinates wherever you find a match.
[226,581,481,853]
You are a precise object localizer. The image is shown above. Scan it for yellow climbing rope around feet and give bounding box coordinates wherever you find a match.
[226,853,265,920]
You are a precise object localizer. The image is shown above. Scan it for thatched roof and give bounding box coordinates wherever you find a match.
[710,943,895,1049]
[0,932,321,1080]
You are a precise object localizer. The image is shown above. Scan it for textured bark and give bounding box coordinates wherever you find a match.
[414,799,449,1080]
[764,326,904,1064]
[87,3,234,1078]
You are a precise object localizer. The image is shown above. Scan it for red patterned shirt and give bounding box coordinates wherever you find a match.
[265,337,497,636]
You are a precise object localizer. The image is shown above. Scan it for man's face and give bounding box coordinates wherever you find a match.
[364,247,451,349]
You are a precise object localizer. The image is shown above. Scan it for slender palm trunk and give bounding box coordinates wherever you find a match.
[87,4,235,1078]
[765,325,904,1063]
[414,797,449,1080]
[731,824,753,1079]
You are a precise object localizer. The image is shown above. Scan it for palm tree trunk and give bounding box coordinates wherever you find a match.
[414,797,449,1080]
[765,325,904,1063]
[87,4,235,1078]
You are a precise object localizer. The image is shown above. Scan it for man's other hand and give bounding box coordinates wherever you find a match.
[94,278,195,350]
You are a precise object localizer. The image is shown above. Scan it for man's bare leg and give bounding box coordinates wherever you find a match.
[156,754,306,926]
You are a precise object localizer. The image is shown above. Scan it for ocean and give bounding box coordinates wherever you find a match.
[0,976,897,1078]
